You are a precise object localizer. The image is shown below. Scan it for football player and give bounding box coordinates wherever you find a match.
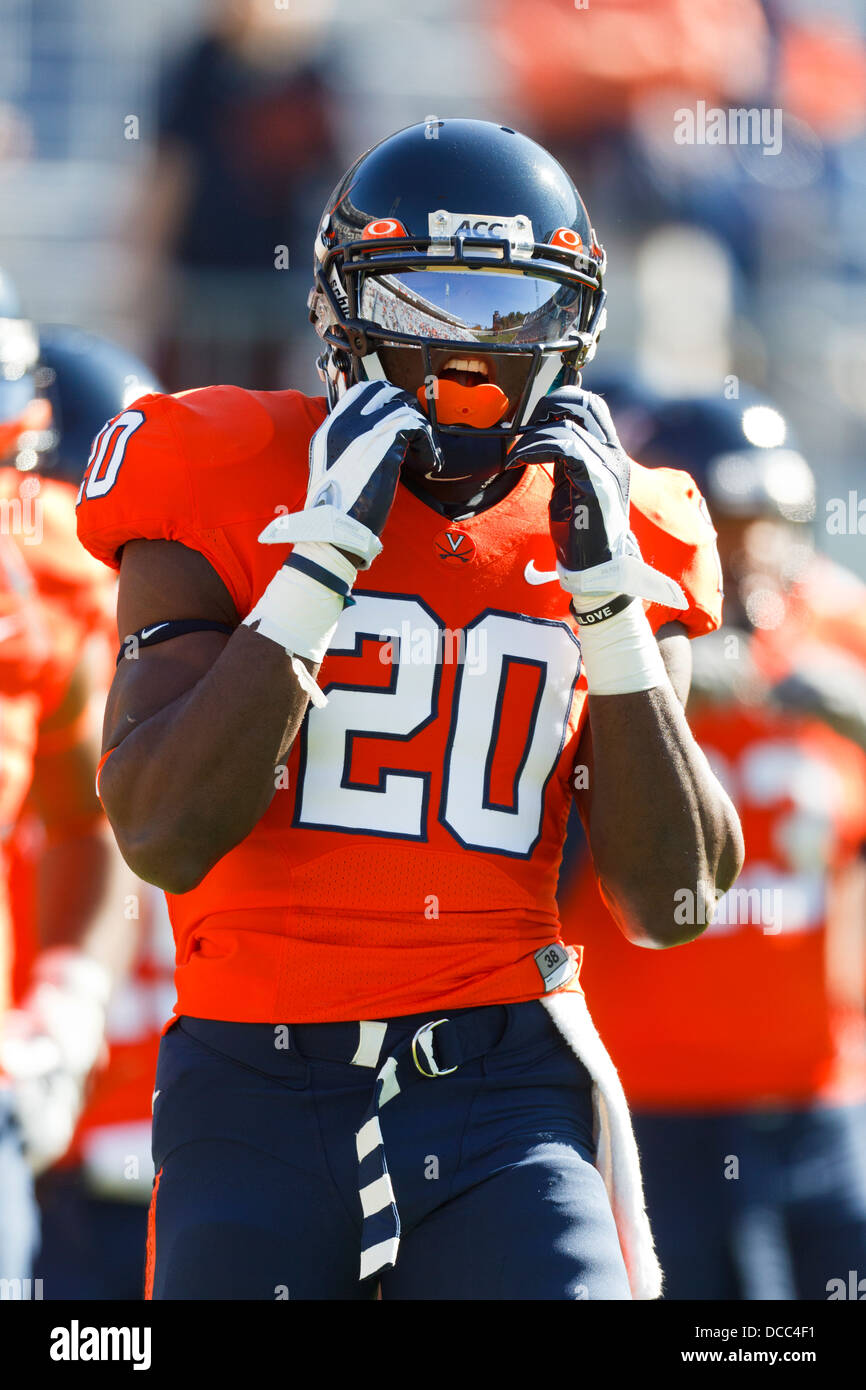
[9,326,174,1299]
[0,292,144,1288]
[77,120,743,1301]
[560,388,866,1299]
[0,529,58,1286]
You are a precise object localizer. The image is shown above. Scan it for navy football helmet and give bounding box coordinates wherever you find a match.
[32,325,163,487]
[309,119,606,483]
[635,390,815,525]
[578,366,662,459]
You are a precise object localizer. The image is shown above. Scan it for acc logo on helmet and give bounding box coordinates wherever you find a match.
[428,211,534,257]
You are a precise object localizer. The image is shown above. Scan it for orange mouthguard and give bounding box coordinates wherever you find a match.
[417,379,510,428]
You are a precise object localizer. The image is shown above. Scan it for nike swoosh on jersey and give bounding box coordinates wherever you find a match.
[523,560,559,586]
[140,623,170,641]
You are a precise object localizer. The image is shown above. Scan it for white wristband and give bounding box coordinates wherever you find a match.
[288,541,359,593]
[576,598,667,696]
[243,543,358,709]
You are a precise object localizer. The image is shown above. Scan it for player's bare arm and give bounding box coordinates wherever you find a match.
[99,382,437,893]
[99,539,314,894]
[577,621,743,949]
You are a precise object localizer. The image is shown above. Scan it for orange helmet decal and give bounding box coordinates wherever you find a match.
[549,226,583,252]
[361,218,409,240]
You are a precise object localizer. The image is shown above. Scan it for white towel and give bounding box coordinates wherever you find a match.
[542,990,663,1300]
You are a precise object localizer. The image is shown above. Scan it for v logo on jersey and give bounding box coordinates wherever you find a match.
[523,560,559,586]
[434,528,476,566]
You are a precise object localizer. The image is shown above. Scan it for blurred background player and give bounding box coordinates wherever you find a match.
[559,383,866,1300]
[27,324,176,1299]
[0,525,54,1284]
[0,277,155,1293]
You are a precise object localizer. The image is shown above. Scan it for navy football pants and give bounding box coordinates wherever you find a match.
[633,1104,866,1300]
[148,1000,630,1300]
[35,1168,148,1300]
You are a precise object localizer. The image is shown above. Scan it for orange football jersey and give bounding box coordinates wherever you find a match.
[0,468,117,1001]
[76,386,722,1025]
[0,468,143,1169]
[560,666,866,1110]
[749,550,866,682]
[0,469,116,673]
[0,530,74,1016]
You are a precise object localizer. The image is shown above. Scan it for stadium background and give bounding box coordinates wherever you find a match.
[2,0,866,573]
[2,0,866,1302]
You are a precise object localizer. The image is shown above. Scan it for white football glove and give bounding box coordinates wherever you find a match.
[257,379,440,566]
[0,948,111,1174]
[243,381,440,707]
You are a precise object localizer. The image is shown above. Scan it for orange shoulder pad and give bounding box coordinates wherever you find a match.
[75,386,326,615]
[629,460,724,637]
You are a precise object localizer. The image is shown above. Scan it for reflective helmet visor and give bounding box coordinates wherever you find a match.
[358,267,586,347]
